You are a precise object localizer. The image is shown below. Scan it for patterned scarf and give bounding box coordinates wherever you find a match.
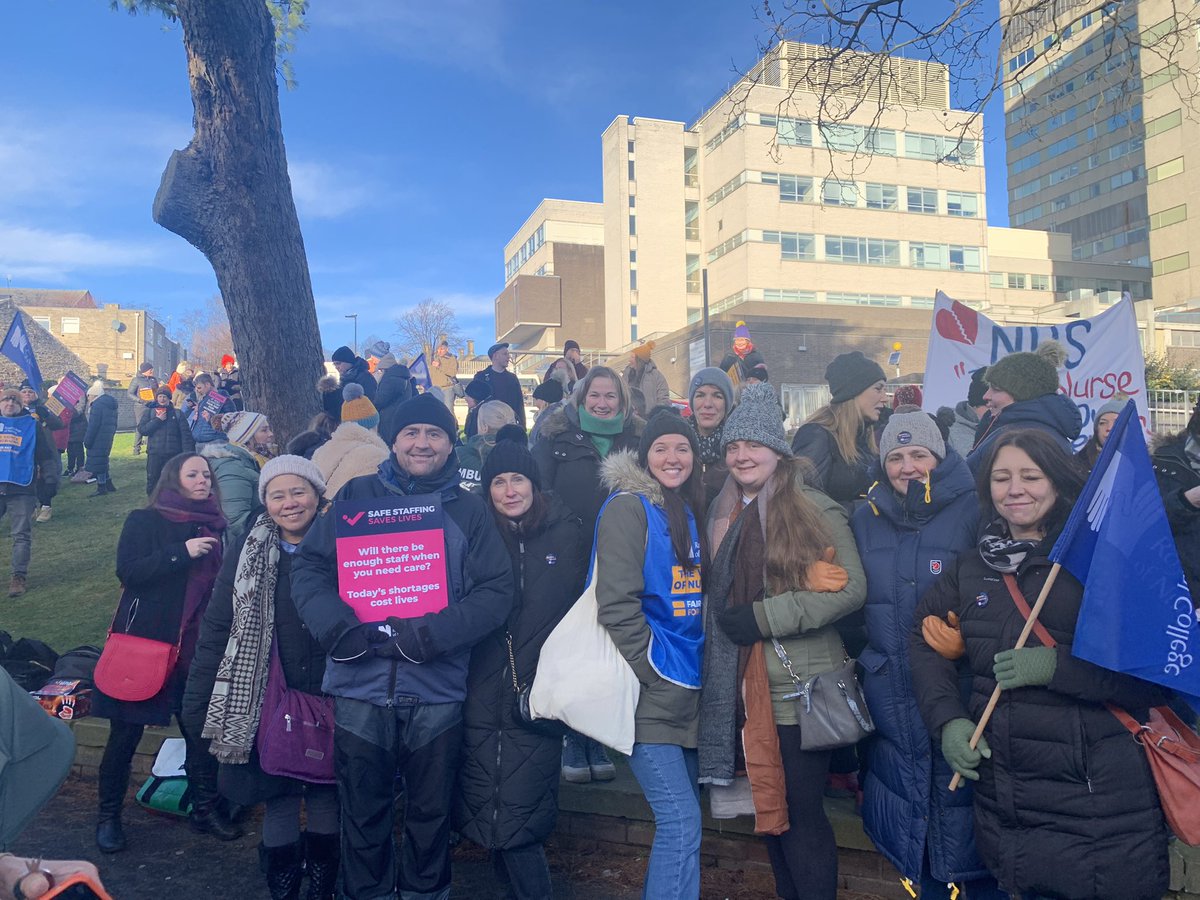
[977,518,1039,573]
[694,421,724,467]
[202,513,279,764]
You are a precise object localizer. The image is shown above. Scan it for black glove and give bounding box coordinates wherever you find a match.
[330,623,388,663]
[374,616,438,664]
[718,604,765,646]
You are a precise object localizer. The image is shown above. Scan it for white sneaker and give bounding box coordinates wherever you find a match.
[35,506,52,523]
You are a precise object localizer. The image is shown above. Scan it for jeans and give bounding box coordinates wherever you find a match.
[627,743,701,900]
[261,785,340,847]
[0,493,35,577]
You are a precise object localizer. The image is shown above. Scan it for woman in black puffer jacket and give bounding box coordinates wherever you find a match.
[455,429,587,898]
[911,429,1169,899]
[138,387,196,494]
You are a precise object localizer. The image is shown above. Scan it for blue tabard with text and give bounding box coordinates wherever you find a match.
[0,416,37,486]
[638,494,704,689]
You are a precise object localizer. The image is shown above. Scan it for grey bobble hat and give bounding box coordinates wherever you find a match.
[879,411,946,462]
[721,383,791,457]
[688,366,735,411]
[258,454,328,503]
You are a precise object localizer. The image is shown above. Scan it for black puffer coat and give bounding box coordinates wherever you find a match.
[138,403,195,459]
[375,364,414,443]
[455,498,588,849]
[910,538,1169,899]
[790,421,873,508]
[530,403,642,530]
[1151,435,1200,603]
[182,529,328,804]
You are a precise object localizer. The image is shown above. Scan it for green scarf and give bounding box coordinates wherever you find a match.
[578,408,625,458]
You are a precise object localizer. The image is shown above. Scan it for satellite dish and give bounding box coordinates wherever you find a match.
[111,320,126,333]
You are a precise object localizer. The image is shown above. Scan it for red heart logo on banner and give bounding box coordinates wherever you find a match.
[935,301,980,346]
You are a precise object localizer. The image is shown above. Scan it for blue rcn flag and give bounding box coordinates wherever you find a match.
[408,353,433,391]
[0,315,42,392]
[1050,400,1200,708]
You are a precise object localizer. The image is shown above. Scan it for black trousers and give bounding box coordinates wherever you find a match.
[146,454,171,495]
[334,699,463,900]
[67,442,84,473]
[763,726,837,900]
[491,843,553,900]
[97,716,218,818]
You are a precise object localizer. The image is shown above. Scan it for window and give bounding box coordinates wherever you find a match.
[823,179,858,206]
[686,255,701,293]
[31,316,50,331]
[1151,204,1187,230]
[629,196,635,208]
[1031,274,1050,290]
[820,123,863,152]
[778,174,813,203]
[762,288,817,303]
[1148,157,1184,183]
[630,250,637,263]
[628,160,635,180]
[1153,252,1190,276]
[867,238,901,266]
[989,272,1005,288]
[826,236,867,264]
[630,270,638,291]
[685,201,699,241]
[61,317,80,334]
[950,246,982,272]
[946,191,979,217]
[708,231,747,263]
[1008,273,1027,289]
[504,224,545,281]
[628,140,635,154]
[826,292,902,307]
[910,243,946,269]
[907,188,938,214]
[683,147,698,187]
[762,231,816,261]
[1145,109,1182,138]
[866,129,897,156]
[629,215,636,236]
[865,183,898,210]
[777,118,812,147]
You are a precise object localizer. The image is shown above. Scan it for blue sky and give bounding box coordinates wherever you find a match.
[1,1,1008,357]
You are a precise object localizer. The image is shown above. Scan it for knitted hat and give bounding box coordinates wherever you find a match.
[564,340,581,354]
[155,385,172,401]
[331,346,355,365]
[0,388,21,403]
[218,410,268,448]
[1096,395,1129,421]
[632,340,655,362]
[366,340,391,358]
[86,380,105,400]
[139,362,154,374]
[825,351,886,403]
[341,382,380,430]
[879,411,946,462]
[638,408,701,469]
[533,380,563,404]
[983,342,1066,403]
[487,342,510,359]
[748,363,768,382]
[258,454,327,504]
[386,392,457,445]
[464,379,492,403]
[892,384,924,409]
[967,368,989,407]
[734,321,751,341]
[688,367,734,411]
[721,383,791,457]
[17,380,33,392]
[481,425,541,491]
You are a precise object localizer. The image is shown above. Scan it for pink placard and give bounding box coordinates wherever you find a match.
[334,494,450,622]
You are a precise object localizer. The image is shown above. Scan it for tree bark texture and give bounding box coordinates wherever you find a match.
[153,0,323,444]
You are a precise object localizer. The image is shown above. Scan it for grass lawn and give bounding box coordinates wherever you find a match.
[3,432,149,651]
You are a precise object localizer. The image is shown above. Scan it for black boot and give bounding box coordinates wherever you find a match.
[105,479,117,493]
[189,800,243,840]
[303,831,340,900]
[96,731,133,854]
[95,816,126,853]
[259,842,303,900]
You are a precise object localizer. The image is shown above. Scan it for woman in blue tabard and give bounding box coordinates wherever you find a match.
[594,410,707,900]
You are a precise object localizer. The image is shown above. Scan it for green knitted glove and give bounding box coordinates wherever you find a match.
[993,646,1057,690]
[940,718,991,782]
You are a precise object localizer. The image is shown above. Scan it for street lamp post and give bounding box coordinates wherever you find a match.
[345,314,358,354]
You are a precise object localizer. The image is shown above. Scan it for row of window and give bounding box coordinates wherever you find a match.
[1071,224,1149,262]
[692,287,942,322]
[1010,104,1141,175]
[1012,164,1145,227]
[706,169,981,217]
[1005,8,1131,100]
[1008,76,1132,149]
[709,227,984,272]
[1004,5,1116,74]
[504,224,545,282]
[1010,134,1142,200]
[1154,252,1190,278]
[705,110,980,166]
[31,315,80,334]
[989,272,1051,291]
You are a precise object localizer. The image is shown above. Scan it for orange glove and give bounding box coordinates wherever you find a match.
[922,611,965,660]
[805,547,848,592]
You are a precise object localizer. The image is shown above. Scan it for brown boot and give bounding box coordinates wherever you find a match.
[9,575,26,597]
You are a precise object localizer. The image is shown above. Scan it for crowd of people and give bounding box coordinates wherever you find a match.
[4,330,1195,900]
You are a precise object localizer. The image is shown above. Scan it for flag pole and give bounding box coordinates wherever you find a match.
[949,561,1062,791]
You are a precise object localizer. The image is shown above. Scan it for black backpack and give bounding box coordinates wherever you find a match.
[0,637,59,691]
[53,645,102,685]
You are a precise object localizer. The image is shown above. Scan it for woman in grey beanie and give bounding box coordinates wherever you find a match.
[699,383,867,900]
[686,366,736,507]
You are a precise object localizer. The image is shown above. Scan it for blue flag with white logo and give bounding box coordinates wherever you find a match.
[1049,400,1200,710]
[408,353,433,391]
[0,315,42,392]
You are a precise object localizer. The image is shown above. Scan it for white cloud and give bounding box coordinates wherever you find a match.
[288,159,378,220]
[0,221,190,282]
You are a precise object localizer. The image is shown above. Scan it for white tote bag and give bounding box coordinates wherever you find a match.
[527,552,640,755]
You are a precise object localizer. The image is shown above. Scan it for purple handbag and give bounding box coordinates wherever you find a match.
[256,637,336,784]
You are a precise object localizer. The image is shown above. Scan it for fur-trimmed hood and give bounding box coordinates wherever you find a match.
[599,449,663,506]
[538,402,644,442]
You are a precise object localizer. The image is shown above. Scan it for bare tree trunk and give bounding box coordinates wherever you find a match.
[152,0,322,444]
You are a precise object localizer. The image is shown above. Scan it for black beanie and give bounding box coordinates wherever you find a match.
[967,367,989,407]
[481,425,541,490]
[638,408,700,469]
[464,379,492,403]
[533,380,563,404]
[825,351,886,403]
[385,392,457,446]
[332,346,355,364]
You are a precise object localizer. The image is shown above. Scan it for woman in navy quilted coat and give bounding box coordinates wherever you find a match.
[851,412,1004,899]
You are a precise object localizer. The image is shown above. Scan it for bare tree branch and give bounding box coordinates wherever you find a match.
[393,299,464,363]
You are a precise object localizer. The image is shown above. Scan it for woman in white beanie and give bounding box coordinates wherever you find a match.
[201,411,273,546]
[699,383,867,900]
[83,380,118,496]
[183,455,340,900]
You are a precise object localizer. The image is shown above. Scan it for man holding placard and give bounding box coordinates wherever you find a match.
[0,389,55,597]
[292,392,513,900]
